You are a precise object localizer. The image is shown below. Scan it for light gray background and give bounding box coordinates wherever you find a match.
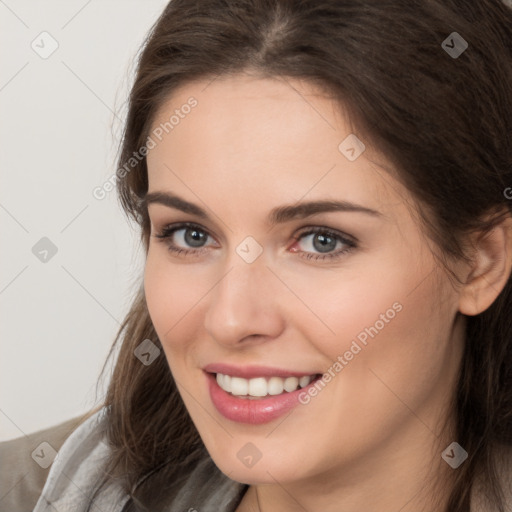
[0,0,169,441]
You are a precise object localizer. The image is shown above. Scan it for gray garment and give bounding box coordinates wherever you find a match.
[0,415,88,512]
[32,407,248,512]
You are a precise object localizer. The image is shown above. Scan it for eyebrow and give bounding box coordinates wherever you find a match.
[142,191,383,225]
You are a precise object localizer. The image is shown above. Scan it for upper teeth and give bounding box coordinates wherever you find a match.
[216,373,315,397]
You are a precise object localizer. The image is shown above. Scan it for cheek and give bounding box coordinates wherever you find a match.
[278,256,414,359]
[143,252,214,363]
[293,256,452,406]
[144,254,189,346]
[284,272,457,469]
[324,270,455,425]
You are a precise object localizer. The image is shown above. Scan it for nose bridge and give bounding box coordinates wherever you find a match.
[203,245,284,345]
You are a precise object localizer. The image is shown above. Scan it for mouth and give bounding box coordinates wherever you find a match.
[203,365,323,424]
[213,372,322,399]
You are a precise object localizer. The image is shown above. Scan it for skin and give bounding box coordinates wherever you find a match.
[143,74,512,512]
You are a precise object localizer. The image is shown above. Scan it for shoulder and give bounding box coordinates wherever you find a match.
[0,412,95,512]
[32,406,129,512]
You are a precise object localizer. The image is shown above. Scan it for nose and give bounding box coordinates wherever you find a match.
[203,255,285,348]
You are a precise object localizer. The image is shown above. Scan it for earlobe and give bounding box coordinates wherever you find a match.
[458,215,512,316]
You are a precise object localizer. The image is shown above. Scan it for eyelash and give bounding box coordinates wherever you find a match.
[153,222,357,262]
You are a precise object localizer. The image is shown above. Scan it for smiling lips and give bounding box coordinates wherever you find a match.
[203,364,322,424]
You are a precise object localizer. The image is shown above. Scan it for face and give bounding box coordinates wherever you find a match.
[144,74,465,488]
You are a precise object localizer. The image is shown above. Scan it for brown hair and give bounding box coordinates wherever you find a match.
[89,1,512,510]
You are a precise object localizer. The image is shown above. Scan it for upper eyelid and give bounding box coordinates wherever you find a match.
[155,222,219,244]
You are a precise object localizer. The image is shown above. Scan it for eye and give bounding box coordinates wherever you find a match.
[154,222,214,256]
[153,222,357,261]
[290,227,357,261]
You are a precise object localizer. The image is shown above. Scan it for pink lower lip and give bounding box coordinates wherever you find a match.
[206,372,318,425]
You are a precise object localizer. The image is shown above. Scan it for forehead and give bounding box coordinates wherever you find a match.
[146,74,411,222]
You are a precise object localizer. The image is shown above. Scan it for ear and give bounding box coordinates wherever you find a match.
[458,212,512,316]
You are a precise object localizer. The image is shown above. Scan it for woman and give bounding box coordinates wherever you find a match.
[34,0,512,511]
